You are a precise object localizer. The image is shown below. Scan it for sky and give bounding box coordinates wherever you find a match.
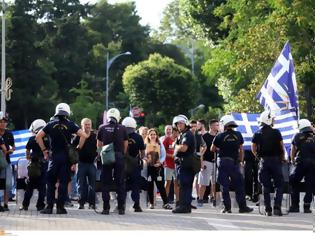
[80,0,173,29]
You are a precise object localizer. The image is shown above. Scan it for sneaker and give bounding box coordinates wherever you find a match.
[118,209,125,215]
[221,208,232,213]
[64,201,74,207]
[289,206,299,213]
[265,211,272,216]
[56,208,67,214]
[304,206,312,214]
[239,206,254,213]
[273,207,283,216]
[163,203,173,210]
[197,199,203,207]
[19,206,28,211]
[40,207,53,214]
[149,204,154,209]
[101,209,110,215]
[78,204,84,209]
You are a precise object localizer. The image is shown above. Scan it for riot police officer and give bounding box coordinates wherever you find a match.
[211,115,253,214]
[251,111,285,216]
[97,108,128,215]
[289,119,315,213]
[172,115,195,214]
[122,116,145,212]
[36,103,87,214]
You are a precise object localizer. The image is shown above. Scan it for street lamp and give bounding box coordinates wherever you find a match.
[1,0,6,114]
[189,104,205,117]
[105,51,131,111]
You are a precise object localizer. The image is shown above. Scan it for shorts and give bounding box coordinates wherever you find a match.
[164,167,176,181]
[198,161,216,186]
[0,163,13,192]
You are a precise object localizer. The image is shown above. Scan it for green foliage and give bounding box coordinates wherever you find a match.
[69,79,103,127]
[123,53,199,126]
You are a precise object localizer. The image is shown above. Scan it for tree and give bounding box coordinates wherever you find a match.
[123,53,199,126]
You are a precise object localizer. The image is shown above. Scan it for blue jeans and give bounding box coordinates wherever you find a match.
[77,162,96,205]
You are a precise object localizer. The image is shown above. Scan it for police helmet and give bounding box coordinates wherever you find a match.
[298,119,313,132]
[172,114,189,127]
[259,110,274,126]
[29,119,46,133]
[122,117,137,129]
[0,111,8,121]
[107,108,120,122]
[220,115,238,128]
[55,103,71,117]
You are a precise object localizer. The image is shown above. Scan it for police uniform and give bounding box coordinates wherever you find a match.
[290,130,315,213]
[126,131,145,211]
[252,125,284,215]
[42,117,80,212]
[97,121,128,213]
[213,129,249,213]
[21,136,50,210]
[173,128,195,213]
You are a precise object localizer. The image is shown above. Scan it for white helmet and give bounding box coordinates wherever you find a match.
[122,117,137,129]
[298,119,312,132]
[29,119,46,133]
[0,111,7,121]
[220,115,238,127]
[107,108,120,122]
[172,114,189,126]
[259,111,274,126]
[55,103,71,116]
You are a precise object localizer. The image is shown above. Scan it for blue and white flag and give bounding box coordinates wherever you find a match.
[232,109,298,156]
[257,42,298,113]
[11,130,33,164]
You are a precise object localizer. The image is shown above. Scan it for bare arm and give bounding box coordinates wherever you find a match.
[26,149,31,160]
[175,144,188,153]
[239,144,244,164]
[210,144,217,153]
[36,130,49,160]
[251,143,257,157]
[123,140,128,155]
[290,144,297,163]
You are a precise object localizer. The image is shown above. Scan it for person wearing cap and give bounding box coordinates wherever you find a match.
[97,108,128,215]
[211,115,253,214]
[289,119,315,213]
[122,116,145,212]
[251,111,285,216]
[172,114,195,213]
[0,111,15,211]
[20,119,49,211]
[36,103,87,214]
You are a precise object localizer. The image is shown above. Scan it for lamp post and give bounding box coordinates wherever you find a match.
[189,104,205,117]
[105,51,131,111]
[1,0,6,114]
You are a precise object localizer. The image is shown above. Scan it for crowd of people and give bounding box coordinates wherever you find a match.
[0,103,314,217]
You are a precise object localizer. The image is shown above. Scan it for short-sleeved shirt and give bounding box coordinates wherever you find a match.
[292,131,315,160]
[43,118,80,153]
[72,131,97,163]
[176,129,195,158]
[1,130,15,163]
[252,125,283,157]
[213,129,244,160]
[163,136,175,169]
[127,132,145,158]
[26,135,50,161]
[202,133,216,162]
[194,132,206,154]
[97,123,128,153]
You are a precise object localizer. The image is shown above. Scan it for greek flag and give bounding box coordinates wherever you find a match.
[232,109,298,156]
[257,42,298,113]
[11,130,33,164]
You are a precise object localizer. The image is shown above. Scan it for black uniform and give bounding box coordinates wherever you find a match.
[22,136,50,210]
[290,130,315,212]
[252,125,284,214]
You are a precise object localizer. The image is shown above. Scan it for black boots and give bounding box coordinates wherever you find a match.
[304,204,312,213]
[273,206,283,216]
[40,205,53,214]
